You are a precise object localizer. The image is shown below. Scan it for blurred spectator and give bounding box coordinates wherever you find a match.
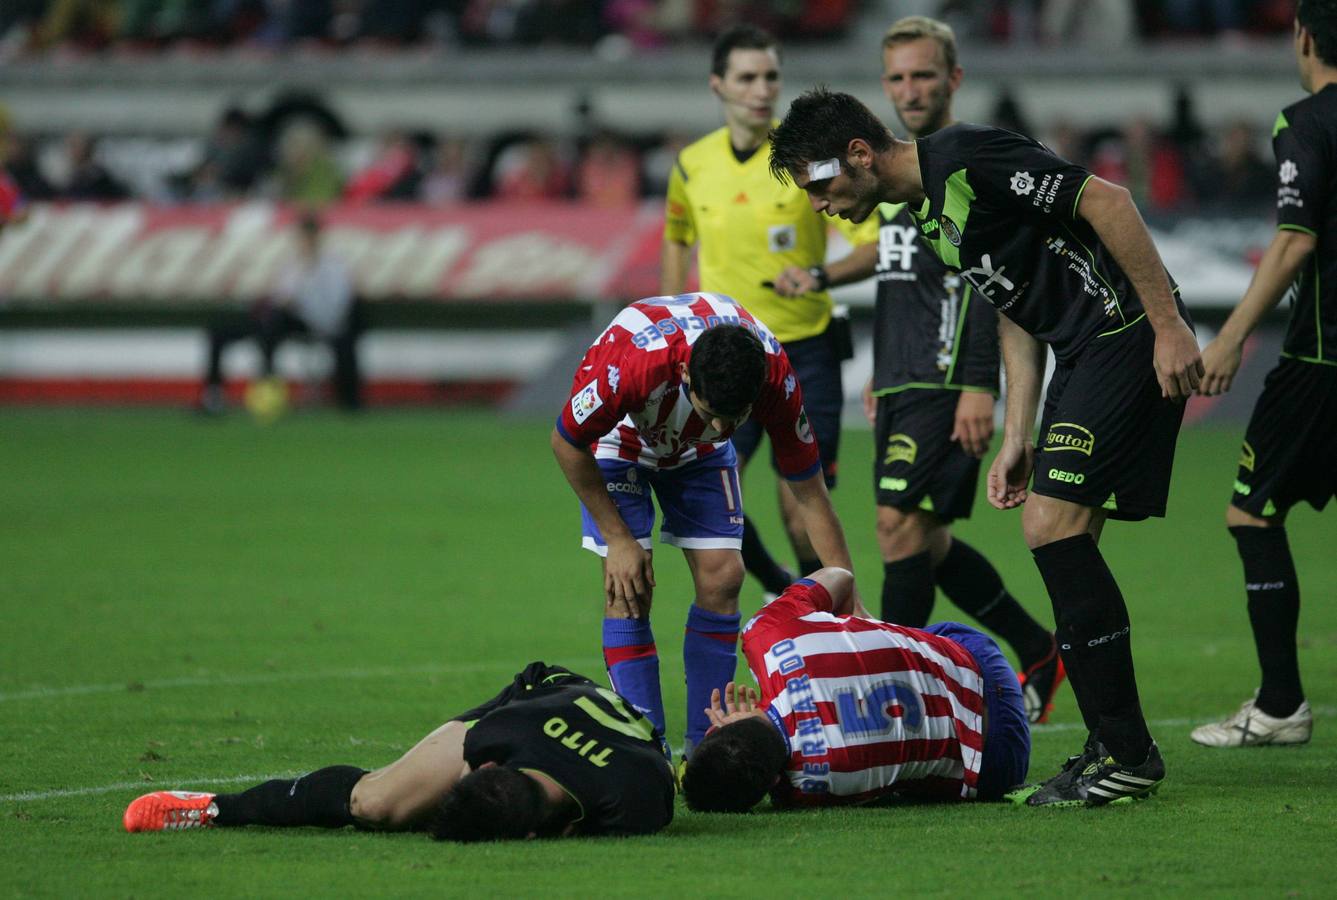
[574,131,640,208]
[33,0,117,50]
[491,137,569,201]
[60,132,130,200]
[1193,119,1274,211]
[420,136,477,204]
[188,106,268,200]
[1088,118,1191,212]
[640,130,691,196]
[200,212,361,414]
[991,88,1033,138]
[343,131,421,203]
[1163,0,1249,39]
[1040,118,1084,164]
[1040,0,1136,46]
[270,119,344,205]
[1,133,56,201]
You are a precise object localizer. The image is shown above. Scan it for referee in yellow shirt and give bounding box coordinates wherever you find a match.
[662,25,876,593]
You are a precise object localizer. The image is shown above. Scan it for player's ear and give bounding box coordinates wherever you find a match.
[846,138,873,170]
[709,74,723,98]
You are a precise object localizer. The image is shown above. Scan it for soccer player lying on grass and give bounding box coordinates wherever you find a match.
[123,663,676,841]
[682,567,1031,811]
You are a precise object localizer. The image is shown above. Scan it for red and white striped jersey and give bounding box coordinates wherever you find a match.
[741,579,987,804]
[555,293,821,477]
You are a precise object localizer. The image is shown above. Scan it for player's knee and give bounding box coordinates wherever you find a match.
[876,506,929,560]
[1021,497,1092,550]
[694,554,744,611]
[1225,503,1272,529]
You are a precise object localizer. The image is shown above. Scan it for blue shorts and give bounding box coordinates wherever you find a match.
[925,622,1031,800]
[580,447,744,555]
[732,329,842,488]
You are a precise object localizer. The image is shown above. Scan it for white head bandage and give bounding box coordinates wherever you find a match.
[806,158,840,181]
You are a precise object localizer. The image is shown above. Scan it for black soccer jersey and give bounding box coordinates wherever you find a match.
[910,123,1178,362]
[463,682,675,836]
[1272,84,1337,365]
[871,201,999,394]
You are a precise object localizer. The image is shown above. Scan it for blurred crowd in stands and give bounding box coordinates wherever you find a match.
[0,82,1283,218]
[0,0,1298,58]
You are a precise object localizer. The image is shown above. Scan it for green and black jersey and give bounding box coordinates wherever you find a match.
[911,123,1179,362]
[871,201,999,395]
[462,681,676,836]
[1273,84,1337,366]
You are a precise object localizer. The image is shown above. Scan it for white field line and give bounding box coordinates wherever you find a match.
[8,707,1334,806]
[0,659,603,704]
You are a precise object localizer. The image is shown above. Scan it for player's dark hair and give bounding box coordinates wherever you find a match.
[769,87,894,185]
[428,766,548,843]
[687,324,767,417]
[711,24,778,77]
[682,717,788,813]
[1298,0,1337,65]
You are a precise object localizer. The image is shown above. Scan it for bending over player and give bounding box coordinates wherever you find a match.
[124,663,676,841]
[682,567,1030,811]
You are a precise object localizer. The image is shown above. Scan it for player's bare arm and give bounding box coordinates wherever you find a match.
[1200,228,1316,396]
[989,316,1042,511]
[1076,177,1203,400]
[807,565,856,615]
[784,474,868,615]
[550,428,655,614]
[659,238,694,296]
[772,241,878,297]
[951,390,995,459]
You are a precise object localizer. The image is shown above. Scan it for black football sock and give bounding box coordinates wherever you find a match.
[881,551,935,626]
[1230,526,1304,718]
[1033,534,1151,765]
[796,555,823,578]
[935,538,1053,666]
[741,516,794,595]
[213,765,368,828]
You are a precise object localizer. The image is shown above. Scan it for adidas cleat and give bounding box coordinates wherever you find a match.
[1018,636,1066,724]
[1026,741,1164,807]
[123,790,218,832]
[1190,697,1312,748]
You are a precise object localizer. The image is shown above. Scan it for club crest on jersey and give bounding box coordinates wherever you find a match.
[571,379,602,424]
[795,409,815,444]
[939,215,962,246]
[1043,422,1095,456]
[607,365,620,394]
[883,433,917,466]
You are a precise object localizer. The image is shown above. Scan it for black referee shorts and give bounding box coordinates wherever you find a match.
[873,388,985,522]
[1032,317,1187,521]
[449,662,593,724]
[1231,357,1337,518]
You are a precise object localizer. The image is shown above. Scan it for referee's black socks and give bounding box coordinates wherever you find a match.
[881,551,935,626]
[1032,534,1151,765]
[1230,525,1305,718]
[213,765,368,828]
[935,538,1053,667]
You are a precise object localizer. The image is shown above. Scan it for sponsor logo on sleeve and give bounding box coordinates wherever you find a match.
[1279,160,1298,184]
[1043,422,1095,456]
[607,365,621,394]
[883,433,918,466]
[1010,171,1036,196]
[784,374,796,399]
[795,408,815,444]
[1277,160,1304,209]
[571,379,603,424]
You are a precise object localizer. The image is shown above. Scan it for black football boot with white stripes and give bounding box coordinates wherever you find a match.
[1026,740,1164,807]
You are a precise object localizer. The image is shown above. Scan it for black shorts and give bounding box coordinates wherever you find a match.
[1032,318,1186,521]
[733,327,842,488]
[873,388,984,522]
[1231,358,1337,517]
[449,662,593,724]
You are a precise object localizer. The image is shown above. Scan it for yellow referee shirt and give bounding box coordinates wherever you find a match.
[664,125,877,344]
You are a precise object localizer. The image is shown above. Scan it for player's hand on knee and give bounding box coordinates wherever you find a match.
[1153,322,1204,400]
[1197,336,1241,397]
[605,538,655,617]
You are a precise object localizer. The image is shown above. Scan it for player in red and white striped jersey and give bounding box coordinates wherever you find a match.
[551,293,862,757]
[682,567,1031,810]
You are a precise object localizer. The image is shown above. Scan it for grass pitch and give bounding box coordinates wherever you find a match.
[2,409,1335,897]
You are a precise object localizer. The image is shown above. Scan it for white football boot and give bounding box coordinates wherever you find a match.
[1190,696,1313,748]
